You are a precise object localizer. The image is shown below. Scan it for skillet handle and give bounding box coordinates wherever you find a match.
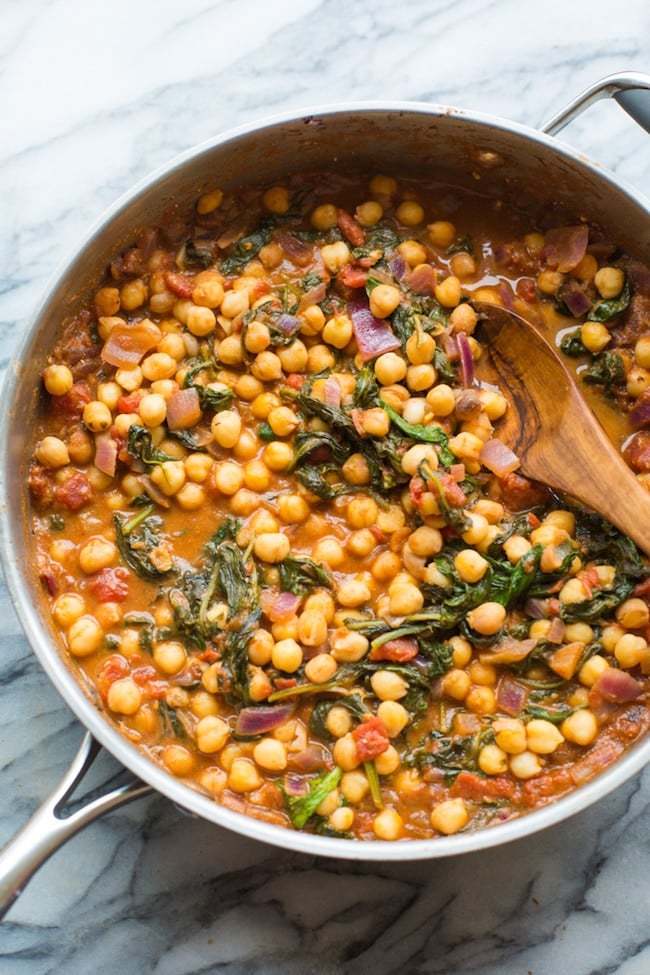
[541,70,650,136]
[0,732,151,921]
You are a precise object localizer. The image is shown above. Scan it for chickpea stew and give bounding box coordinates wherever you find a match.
[28,170,650,842]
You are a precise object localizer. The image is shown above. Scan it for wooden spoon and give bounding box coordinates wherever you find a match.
[475,302,650,555]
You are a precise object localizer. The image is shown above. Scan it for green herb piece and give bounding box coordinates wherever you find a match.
[583,351,625,390]
[364,760,383,809]
[127,425,176,466]
[194,385,234,412]
[48,513,65,531]
[178,237,215,269]
[384,403,454,465]
[309,694,369,739]
[114,506,173,581]
[257,421,276,442]
[220,221,275,275]
[277,556,332,596]
[589,276,631,322]
[560,330,587,357]
[282,767,343,829]
[433,346,456,383]
[159,700,188,739]
[524,703,585,724]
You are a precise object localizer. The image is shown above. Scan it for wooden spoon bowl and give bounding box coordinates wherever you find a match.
[475,302,650,555]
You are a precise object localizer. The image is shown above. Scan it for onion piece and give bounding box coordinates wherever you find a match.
[275,313,301,336]
[166,387,202,430]
[235,703,295,737]
[481,638,537,667]
[542,225,589,273]
[591,668,642,703]
[479,437,520,476]
[260,589,302,623]
[101,318,162,369]
[406,263,437,295]
[630,392,650,429]
[274,229,312,266]
[495,675,529,716]
[560,280,592,317]
[297,281,327,311]
[349,299,401,361]
[323,376,342,407]
[457,331,475,387]
[94,433,118,477]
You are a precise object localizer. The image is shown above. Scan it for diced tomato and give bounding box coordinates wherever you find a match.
[499,472,552,512]
[352,716,390,761]
[95,654,130,701]
[516,278,537,303]
[54,472,93,511]
[163,270,194,298]
[370,637,419,662]
[274,678,298,691]
[284,373,305,390]
[251,280,271,302]
[132,665,168,699]
[117,391,144,414]
[577,565,600,600]
[87,567,130,602]
[338,264,368,289]
[522,768,572,803]
[439,472,467,507]
[49,382,91,422]
[337,209,365,247]
[450,771,516,801]
[29,463,54,505]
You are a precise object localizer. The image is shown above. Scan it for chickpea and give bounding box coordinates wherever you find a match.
[329,806,355,832]
[578,654,610,687]
[465,686,496,714]
[82,401,112,433]
[94,286,121,316]
[581,321,611,354]
[263,441,294,472]
[509,750,542,780]
[36,436,69,469]
[268,405,299,437]
[450,252,477,279]
[454,549,489,583]
[466,601,506,635]
[427,221,456,248]
[196,188,223,214]
[253,737,288,771]
[373,808,403,840]
[503,535,532,564]
[355,200,383,226]
[401,443,438,475]
[107,678,142,715]
[254,532,291,564]
[430,798,468,835]
[217,335,245,366]
[194,715,230,754]
[406,364,436,392]
[397,239,427,266]
[369,284,401,319]
[561,709,598,746]
[252,350,284,383]
[263,185,290,214]
[594,266,625,300]
[347,496,378,529]
[150,460,186,496]
[371,669,409,701]
[330,628,369,663]
[371,550,402,582]
[441,669,471,701]
[615,597,650,630]
[163,744,196,777]
[322,314,354,349]
[43,364,74,397]
[332,733,361,771]
[298,610,329,647]
[277,340,308,373]
[153,640,186,675]
[435,275,462,308]
[228,758,263,793]
[614,632,648,669]
[478,744,508,775]
[192,272,224,309]
[53,592,86,628]
[311,203,339,230]
[493,718,528,755]
[278,494,310,524]
[186,305,217,337]
[336,579,371,608]
[375,745,400,775]
[388,583,423,616]
[396,200,424,226]
[327,706,354,738]
[405,330,436,365]
[537,269,564,295]
[243,460,271,492]
[78,537,117,574]
[304,653,338,684]
[67,615,104,656]
[120,279,147,311]
[271,638,303,673]
[526,719,564,755]
[141,352,177,382]
[320,241,351,273]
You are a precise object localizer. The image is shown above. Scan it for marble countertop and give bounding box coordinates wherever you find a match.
[1,0,649,971]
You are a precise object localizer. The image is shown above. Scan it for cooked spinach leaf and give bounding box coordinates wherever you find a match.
[114,506,173,581]
[589,276,631,322]
[220,220,275,275]
[277,556,332,595]
[127,425,176,466]
[582,351,625,389]
[281,767,343,829]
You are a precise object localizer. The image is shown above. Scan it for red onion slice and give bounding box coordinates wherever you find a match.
[349,299,400,361]
[591,668,642,703]
[495,675,529,716]
[166,387,202,430]
[101,319,162,369]
[542,225,589,273]
[260,589,302,622]
[94,433,118,477]
[235,703,295,737]
[457,331,475,387]
[479,437,520,476]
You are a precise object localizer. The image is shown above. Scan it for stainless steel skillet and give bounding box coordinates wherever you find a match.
[0,72,648,918]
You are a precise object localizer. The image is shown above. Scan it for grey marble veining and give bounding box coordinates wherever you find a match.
[1,0,649,972]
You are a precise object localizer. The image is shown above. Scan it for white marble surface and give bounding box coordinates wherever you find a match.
[1,0,649,971]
